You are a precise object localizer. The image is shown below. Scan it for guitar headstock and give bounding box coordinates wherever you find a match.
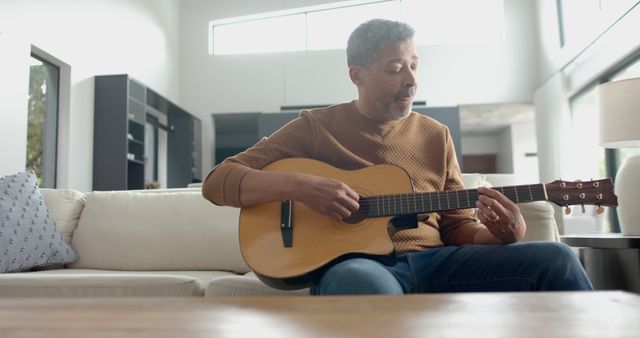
[545,179,618,208]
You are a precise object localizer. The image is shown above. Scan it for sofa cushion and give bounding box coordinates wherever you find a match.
[0,171,77,273]
[206,272,309,297]
[40,188,85,245]
[69,189,249,273]
[0,271,203,297]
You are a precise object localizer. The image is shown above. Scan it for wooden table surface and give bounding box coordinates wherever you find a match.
[1,291,639,338]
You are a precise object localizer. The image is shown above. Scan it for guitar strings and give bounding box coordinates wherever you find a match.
[361,184,547,217]
[360,183,608,217]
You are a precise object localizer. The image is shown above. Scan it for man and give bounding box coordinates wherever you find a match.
[203,19,592,294]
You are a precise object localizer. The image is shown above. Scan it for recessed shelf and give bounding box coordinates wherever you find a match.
[94,74,202,190]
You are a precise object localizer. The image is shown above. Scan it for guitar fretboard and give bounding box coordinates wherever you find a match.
[360,184,547,218]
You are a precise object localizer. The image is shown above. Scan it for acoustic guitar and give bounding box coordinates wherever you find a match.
[239,158,618,290]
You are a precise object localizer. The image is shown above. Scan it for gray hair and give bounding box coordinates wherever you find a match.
[347,19,415,67]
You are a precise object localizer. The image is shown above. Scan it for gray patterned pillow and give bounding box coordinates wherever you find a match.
[0,171,77,272]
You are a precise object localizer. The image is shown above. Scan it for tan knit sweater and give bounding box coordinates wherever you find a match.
[203,101,483,253]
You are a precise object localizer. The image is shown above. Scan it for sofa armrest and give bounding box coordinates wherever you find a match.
[462,174,560,242]
[519,201,560,242]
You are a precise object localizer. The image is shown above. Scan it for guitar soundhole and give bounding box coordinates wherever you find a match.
[343,196,369,224]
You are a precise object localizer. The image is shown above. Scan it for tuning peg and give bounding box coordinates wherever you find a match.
[581,204,586,213]
[564,206,572,215]
[596,206,605,214]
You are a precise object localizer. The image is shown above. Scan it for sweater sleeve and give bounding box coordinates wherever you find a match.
[438,129,484,245]
[202,112,316,207]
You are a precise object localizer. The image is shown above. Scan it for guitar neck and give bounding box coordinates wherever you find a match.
[360,184,547,218]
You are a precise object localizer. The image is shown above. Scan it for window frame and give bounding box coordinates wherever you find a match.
[28,45,71,189]
[28,51,60,188]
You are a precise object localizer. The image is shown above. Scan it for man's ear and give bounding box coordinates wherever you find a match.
[349,65,365,85]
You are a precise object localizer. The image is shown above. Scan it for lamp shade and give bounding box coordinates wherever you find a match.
[598,77,640,148]
[597,77,640,235]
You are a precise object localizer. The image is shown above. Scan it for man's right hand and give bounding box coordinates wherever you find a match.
[239,170,360,221]
[293,174,360,221]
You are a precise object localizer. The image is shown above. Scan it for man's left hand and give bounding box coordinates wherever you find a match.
[475,187,527,243]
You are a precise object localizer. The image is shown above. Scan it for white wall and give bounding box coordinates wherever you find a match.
[0,0,180,191]
[0,31,30,179]
[510,122,539,182]
[497,127,513,174]
[460,121,537,179]
[180,0,541,173]
[1,0,545,190]
[461,135,499,155]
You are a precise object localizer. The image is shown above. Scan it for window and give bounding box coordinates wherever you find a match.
[568,87,610,233]
[27,53,59,188]
[209,0,504,55]
[558,0,603,48]
[557,0,639,49]
[307,1,400,51]
[566,56,640,233]
[403,0,504,46]
[213,14,306,55]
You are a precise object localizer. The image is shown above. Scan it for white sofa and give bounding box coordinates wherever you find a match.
[0,174,559,297]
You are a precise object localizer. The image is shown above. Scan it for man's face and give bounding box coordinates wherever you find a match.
[352,39,419,121]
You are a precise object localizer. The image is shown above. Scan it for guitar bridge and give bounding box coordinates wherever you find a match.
[281,200,293,247]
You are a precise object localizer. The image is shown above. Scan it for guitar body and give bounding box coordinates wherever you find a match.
[239,158,414,290]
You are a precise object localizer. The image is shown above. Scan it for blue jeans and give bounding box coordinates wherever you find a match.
[310,241,593,295]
